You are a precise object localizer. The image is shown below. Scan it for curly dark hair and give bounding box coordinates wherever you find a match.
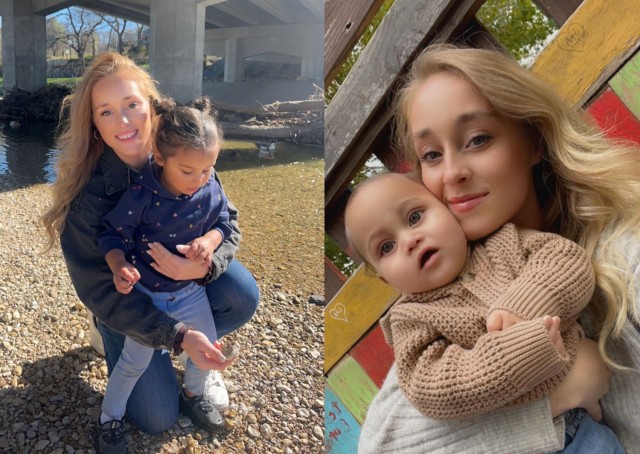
[152,96,223,158]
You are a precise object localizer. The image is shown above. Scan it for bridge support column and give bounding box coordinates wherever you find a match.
[1,0,47,94]
[149,0,204,101]
[224,37,244,82]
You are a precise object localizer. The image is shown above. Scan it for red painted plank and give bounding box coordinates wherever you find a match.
[587,88,640,146]
[349,323,395,388]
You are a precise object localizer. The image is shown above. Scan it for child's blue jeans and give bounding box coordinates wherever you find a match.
[100,281,216,424]
[556,408,624,453]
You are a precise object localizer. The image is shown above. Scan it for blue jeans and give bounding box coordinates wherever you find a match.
[556,408,624,453]
[101,282,216,423]
[98,259,259,434]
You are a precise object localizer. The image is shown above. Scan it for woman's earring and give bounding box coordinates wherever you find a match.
[93,129,102,140]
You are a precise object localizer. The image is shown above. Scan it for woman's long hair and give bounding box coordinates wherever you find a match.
[396,44,640,368]
[42,53,161,249]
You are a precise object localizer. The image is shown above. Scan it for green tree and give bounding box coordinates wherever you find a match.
[476,0,557,63]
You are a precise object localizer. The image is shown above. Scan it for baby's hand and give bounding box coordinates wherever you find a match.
[486,309,524,332]
[542,315,566,358]
[114,263,140,294]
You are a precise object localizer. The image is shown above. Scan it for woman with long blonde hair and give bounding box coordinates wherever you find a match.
[42,53,259,448]
[359,44,640,453]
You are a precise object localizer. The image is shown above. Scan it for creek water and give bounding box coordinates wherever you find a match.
[0,121,322,188]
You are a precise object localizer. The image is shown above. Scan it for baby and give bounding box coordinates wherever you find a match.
[344,173,605,424]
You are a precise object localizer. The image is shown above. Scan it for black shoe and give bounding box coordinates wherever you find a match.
[95,419,127,454]
[179,388,225,431]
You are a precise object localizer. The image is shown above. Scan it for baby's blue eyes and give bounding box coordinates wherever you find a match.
[408,211,422,225]
[380,241,395,255]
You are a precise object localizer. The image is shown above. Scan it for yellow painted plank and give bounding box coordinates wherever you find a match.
[530,0,640,106]
[324,264,400,372]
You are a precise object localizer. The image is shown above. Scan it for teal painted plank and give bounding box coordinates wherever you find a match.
[325,385,361,454]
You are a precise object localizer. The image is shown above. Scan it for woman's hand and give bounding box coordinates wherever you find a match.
[146,242,210,280]
[181,329,237,371]
[548,337,611,421]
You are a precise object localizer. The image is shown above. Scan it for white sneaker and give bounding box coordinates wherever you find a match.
[203,371,229,412]
[88,313,105,356]
[178,352,230,412]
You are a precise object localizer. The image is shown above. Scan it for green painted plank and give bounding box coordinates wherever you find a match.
[610,50,640,119]
[326,355,379,424]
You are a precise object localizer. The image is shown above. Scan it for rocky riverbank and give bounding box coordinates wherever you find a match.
[0,157,324,453]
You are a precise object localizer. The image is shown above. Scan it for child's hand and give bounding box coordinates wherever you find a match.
[486,309,523,332]
[542,315,566,358]
[177,235,219,264]
[114,263,140,294]
[214,340,240,362]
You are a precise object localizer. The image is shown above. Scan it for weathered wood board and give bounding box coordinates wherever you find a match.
[324,265,400,372]
[530,0,640,107]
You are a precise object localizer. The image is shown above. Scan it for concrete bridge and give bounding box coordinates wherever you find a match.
[0,0,323,102]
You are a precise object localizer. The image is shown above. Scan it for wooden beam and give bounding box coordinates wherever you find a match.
[325,385,362,453]
[325,265,400,372]
[325,257,347,303]
[587,88,640,147]
[609,50,640,120]
[530,0,640,107]
[326,355,379,423]
[325,0,484,212]
[349,324,395,388]
[324,0,386,85]
[530,0,582,27]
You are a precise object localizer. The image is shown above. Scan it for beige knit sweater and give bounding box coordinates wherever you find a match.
[380,223,595,420]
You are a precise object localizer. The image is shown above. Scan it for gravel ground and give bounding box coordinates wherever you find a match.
[0,155,324,453]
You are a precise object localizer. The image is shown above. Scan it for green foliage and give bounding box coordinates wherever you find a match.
[326,0,395,103]
[325,234,357,278]
[476,0,557,63]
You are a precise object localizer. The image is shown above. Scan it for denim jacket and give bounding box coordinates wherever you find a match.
[60,146,240,349]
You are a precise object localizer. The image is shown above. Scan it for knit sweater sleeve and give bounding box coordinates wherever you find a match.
[488,225,595,321]
[382,300,570,420]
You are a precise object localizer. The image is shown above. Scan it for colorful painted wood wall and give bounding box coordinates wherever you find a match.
[324,0,640,452]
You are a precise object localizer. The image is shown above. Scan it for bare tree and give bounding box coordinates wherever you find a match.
[46,17,67,57]
[100,15,128,54]
[55,7,105,70]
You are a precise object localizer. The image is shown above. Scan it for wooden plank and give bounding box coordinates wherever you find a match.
[325,256,347,303]
[326,355,380,424]
[325,264,400,372]
[609,50,640,119]
[325,187,353,253]
[530,0,582,27]
[530,0,640,107]
[325,385,362,454]
[325,0,484,210]
[324,0,386,85]
[349,324,395,388]
[587,88,640,147]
